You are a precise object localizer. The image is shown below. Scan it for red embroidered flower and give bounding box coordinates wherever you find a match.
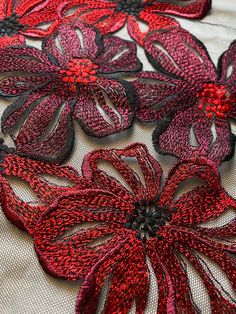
[0,139,86,235]
[0,21,141,162]
[59,0,212,45]
[131,28,236,163]
[31,144,236,313]
[0,0,68,48]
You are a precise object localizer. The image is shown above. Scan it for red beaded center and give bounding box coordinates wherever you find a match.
[59,58,98,92]
[197,83,234,119]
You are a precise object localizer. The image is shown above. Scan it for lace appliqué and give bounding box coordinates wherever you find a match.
[0,140,86,235]
[58,0,212,45]
[131,28,236,163]
[1,143,235,313]
[0,22,141,162]
[0,0,70,47]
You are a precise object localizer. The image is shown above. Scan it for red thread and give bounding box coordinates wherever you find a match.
[197,83,234,119]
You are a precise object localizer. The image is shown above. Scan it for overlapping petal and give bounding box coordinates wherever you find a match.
[0,22,140,162]
[58,0,211,46]
[1,143,235,313]
[0,145,84,235]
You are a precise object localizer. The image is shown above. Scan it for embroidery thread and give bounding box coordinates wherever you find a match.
[131,28,236,162]
[58,0,212,45]
[0,22,141,162]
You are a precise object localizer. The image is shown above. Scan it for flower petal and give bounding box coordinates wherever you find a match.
[16,0,61,37]
[0,46,57,73]
[76,238,128,314]
[0,76,51,97]
[33,190,130,280]
[159,158,221,208]
[198,218,236,239]
[73,78,136,137]
[128,11,179,46]
[131,71,193,121]
[42,22,101,68]
[17,96,74,162]
[82,143,162,202]
[0,151,83,235]
[170,186,236,226]
[0,34,24,48]
[98,36,141,74]
[76,234,148,314]
[218,40,236,95]
[2,92,75,162]
[73,9,126,35]
[153,106,234,164]
[147,239,197,313]
[144,27,217,83]
[2,91,48,132]
[166,229,236,310]
[102,238,148,313]
[151,0,211,19]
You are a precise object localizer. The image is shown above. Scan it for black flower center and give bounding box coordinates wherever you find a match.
[116,0,145,16]
[125,201,173,242]
[0,13,24,37]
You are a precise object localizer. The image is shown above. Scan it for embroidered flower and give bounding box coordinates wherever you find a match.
[0,139,85,235]
[131,28,236,163]
[0,0,67,48]
[0,22,141,162]
[32,144,236,313]
[59,0,212,45]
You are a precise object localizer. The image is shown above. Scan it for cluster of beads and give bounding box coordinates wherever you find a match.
[197,83,235,119]
[59,58,98,92]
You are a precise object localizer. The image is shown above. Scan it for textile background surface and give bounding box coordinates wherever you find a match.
[0,0,236,313]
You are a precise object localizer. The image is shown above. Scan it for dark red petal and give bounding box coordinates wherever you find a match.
[159,158,220,207]
[82,143,162,202]
[43,22,101,68]
[145,239,169,313]
[74,79,135,137]
[165,229,236,310]
[98,36,141,74]
[0,76,51,97]
[132,71,193,122]
[2,92,49,133]
[104,238,148,314]
[150,0,211,19]
[34,190,130,280]
[147,239,197,313]
[0,46,57,73]
[218,40,236,94]
[76,234,147,314]
[144,27,216,83]
[2,91,75,163]
[13,94,75,162]
[170,186,236,226]
[153,106,234,164]
[0,152,83,235]
[198,218,236,239]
